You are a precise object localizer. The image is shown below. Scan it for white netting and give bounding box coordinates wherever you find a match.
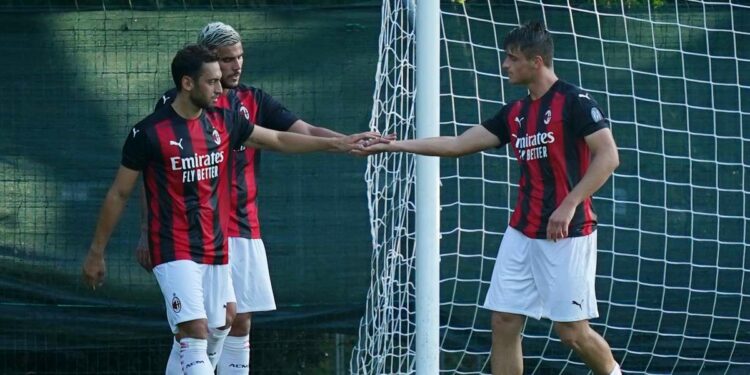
[352,0,749,373]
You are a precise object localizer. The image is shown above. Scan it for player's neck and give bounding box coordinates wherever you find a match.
[171,94,203,120]
[527,70,558,101]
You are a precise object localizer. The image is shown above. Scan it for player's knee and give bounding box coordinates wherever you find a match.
[553,321,588,350]
[491,311,524,338]
[229,312,251,336]
[178,319,209,339]
[222,302,237,329]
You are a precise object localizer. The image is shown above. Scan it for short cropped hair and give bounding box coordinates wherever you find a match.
[171,44,219,90]
[503,21,554,67]
[197,22,242,50]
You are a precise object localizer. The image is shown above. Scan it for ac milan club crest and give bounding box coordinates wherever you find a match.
[212,129,221,145]
[240,105,250,120]
[171,294,182,313]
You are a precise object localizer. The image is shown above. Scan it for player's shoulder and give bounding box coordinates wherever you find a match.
[156,88,178,106]
[224,84,256,105]
[233,83,259,93]
[204,105,237,126]
[160,87,178,101]
[500,97,524,114]
[229,83,262,96]
[556,80,596,102]
[136,104,176,130]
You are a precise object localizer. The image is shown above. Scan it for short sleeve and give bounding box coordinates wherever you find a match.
[255,91,299,131]
[230,110,255,150]
[121,126,150,171]
[481,105,512,147]
[569,92,609,137]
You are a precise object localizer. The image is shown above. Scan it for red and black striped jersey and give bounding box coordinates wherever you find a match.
[156,85,298,239]
[482,80,609,239]
[122,104,254,266]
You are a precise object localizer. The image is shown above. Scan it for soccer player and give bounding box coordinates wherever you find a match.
[81,44,379,375]
[134,22,387,374]
[359,21,622,375]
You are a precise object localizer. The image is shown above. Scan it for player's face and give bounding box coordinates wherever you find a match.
[502,47,539,85]
[215,42,244,89]
[190,62,223,109]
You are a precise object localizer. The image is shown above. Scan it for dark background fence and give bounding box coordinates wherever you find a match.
[0,2,382,373]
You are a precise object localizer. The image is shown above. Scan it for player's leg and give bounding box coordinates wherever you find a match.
[483,227,541,375]
[153,260,213,374]
[490,312,525,375]
[206,268,236,369]
[207,302,234,369]
[553,320,620,374]
[176,319,211,374]
[219,238,276,374]
[222,312,251,374]
[165,337,182,374]
[202,261,234,372]
[534,231,619,374]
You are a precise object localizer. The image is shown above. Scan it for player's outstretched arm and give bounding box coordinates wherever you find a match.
[135,185,152,272]
[546,128,619,240]
[82,166,140,289]
[356,124,500,157]
[243,126,385,153]
[288,120,345,138]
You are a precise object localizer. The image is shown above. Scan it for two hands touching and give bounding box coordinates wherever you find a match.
[348,131,396,155]
[351,132,396,156]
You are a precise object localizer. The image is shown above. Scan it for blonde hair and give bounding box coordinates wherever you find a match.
[197,22,241,50]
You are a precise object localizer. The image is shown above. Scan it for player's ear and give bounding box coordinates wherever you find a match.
[532,55,544,69]
[181,75,194,91]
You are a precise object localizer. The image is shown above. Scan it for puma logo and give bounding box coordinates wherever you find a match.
[514,116,524,128]
[162,95,170,104]
[578,93,591,100]
[572,299,583,310]
[131,128,140,138]
[170,138,184,150]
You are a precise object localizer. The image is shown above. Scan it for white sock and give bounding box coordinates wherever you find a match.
[165,337,182,375]
[217,335,250,374]
[609,363,622,375]
[207,327,230,369]
[179,337,212,375]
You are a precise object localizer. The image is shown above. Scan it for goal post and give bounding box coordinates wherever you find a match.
[352,1,749,374]
[414,0,441,374]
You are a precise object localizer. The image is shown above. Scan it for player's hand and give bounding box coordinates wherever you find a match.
[135,231,153,272]
[350,141,395,157]
[336,131,390,152]
[546,201,576,241]
[82,250,106,290]
[350,133,397,157]
[362,132,396,146]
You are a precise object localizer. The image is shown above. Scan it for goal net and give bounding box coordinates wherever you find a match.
[352,0,749,373]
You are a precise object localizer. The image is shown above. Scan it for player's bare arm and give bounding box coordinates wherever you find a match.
[82,166,141,289]
[242,126,383,153]
[135,186,152,272]
[288,119,395,152]
[288,119,344,137]
[357,124,501,157]
[546,128,619,240]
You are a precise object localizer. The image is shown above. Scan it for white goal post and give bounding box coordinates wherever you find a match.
[352,1,749,374]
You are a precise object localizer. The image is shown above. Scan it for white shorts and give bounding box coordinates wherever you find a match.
[483,226,599,322]
[228,237,277,313]
[153,260,232,334]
